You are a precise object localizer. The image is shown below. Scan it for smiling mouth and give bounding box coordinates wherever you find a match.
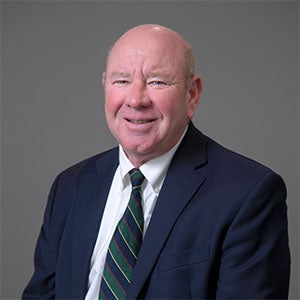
[125,118,154,124]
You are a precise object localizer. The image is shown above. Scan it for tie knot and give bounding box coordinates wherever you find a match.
[129,168,145,190]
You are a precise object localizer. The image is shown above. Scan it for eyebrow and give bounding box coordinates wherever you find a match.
[146,71,175,81]
[107,70,175,81]
[108,72,131,79]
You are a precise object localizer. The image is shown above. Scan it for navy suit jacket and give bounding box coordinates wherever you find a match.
[23,123,290,299]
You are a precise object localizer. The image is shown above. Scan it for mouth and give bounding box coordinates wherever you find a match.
[125,118,155,124]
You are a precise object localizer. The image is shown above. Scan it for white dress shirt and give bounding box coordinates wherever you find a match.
[85,129,187,299]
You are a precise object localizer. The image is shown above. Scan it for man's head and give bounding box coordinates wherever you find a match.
[103,24,202,167]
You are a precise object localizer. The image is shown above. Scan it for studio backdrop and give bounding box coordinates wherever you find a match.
[1,1,299,299]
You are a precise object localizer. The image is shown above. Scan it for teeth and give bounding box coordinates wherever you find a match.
[128,119,152,124]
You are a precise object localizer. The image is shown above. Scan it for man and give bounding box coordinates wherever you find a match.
[23,24,290,299]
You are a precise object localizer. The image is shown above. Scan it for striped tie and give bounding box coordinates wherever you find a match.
[99,168,145,300]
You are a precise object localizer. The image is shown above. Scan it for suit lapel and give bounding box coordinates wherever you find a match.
[71,150,118,298]
[127,123,208,298]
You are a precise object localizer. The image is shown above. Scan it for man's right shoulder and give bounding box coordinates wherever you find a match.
[54,146,119,186]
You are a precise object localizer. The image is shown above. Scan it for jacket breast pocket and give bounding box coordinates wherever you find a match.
[159,245,210,272]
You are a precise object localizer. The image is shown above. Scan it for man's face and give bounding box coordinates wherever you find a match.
[103,27,200,166]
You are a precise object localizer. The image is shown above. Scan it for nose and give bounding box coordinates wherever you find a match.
[125,80,151,109]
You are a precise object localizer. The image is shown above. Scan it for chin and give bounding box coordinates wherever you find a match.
[123,141,154,156]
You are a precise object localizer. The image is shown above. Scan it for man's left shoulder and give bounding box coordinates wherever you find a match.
[202,135,286,196]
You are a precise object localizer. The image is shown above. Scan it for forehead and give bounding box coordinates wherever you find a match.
[106,29,186,73]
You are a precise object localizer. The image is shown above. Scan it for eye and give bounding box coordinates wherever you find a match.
[113,80,129,85]
[148,81,166,86]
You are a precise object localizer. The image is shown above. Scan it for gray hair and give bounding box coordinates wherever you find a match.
[184,45,195,84]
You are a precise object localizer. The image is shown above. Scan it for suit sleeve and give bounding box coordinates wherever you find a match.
[216,172,290,299]
[22,173,70,299]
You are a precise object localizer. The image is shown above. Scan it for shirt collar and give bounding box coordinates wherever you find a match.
[118,127,188,193]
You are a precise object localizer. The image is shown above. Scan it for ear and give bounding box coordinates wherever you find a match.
[102,72,106,86]
[187,75,202,119]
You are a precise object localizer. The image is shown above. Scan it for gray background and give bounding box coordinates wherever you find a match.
[1,1,299,299]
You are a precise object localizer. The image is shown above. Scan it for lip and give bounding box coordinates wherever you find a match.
[125,118,156,124]
[123,117,157,131]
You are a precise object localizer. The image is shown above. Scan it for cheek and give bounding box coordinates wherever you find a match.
[152,90,183,112]
[104,90,122,116]
[157,94,189,120]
